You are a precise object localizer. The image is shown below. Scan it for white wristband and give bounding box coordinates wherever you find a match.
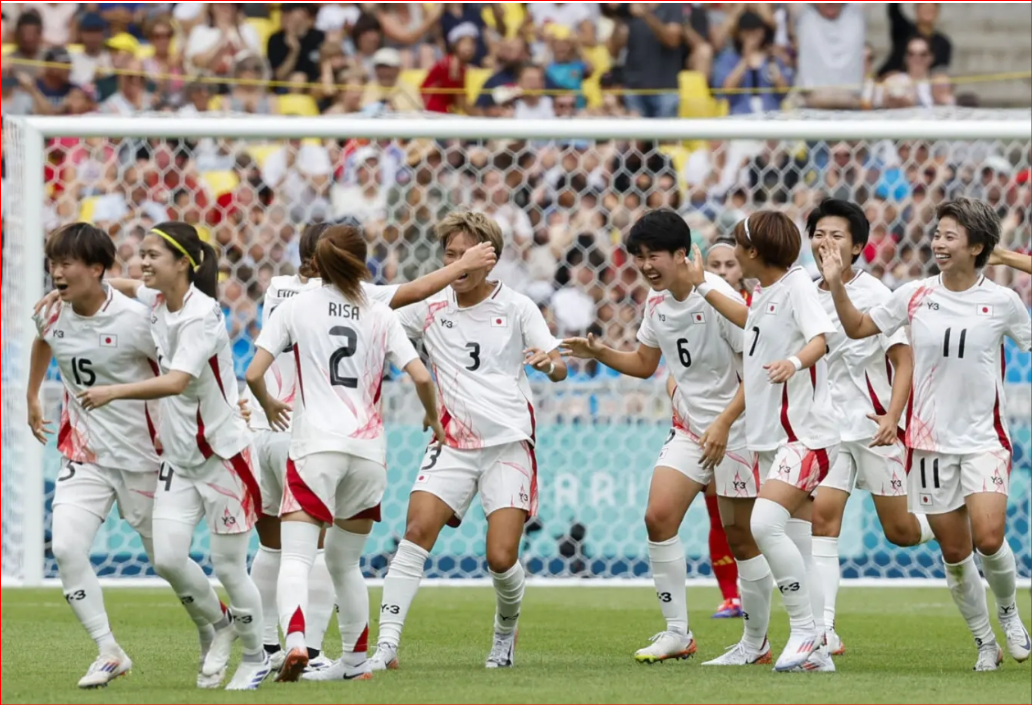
[695,282,714,297]
[545,361,556,376]
[788,355,803,372]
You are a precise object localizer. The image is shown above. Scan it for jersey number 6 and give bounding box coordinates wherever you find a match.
[329,326,359,388]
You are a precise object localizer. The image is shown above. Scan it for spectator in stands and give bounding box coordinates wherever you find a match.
[315,2,361,44]
[223,55,278,114]
[609,3,683,119]
[9,11,46,78]
[711,10,791,115]
[69,12,111,88]
[324,66,367,115]
[879,3,952,76]
[90,164,168,227]
[261,139,332,223]
[476,37,554,114]
[22,2,78,47]
[99,58,155,115]
[361,47,424,114]
[440,3,489,66]
[793,3,866,109]
[863,35,952,110]
[33,47,78,113]
[528,2,599,48]
[514,64,555,120]
[680,3,714,79]
[545,26,592,108]
[374,2,445,70]
[331,147,389,231]
[142,16,184,105]
[351,11,386,79]
[268,3,325,84]
[186,3,261,77]
[94,33,146,102]
[421,24,477,114]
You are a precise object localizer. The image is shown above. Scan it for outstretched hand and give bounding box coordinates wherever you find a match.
[559,333,604,360]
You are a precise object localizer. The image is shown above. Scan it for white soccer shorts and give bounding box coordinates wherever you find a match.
[655,428,760,499]
[907,449,1011,515]
[152,447,262,535]
[52,459,158,538]
[282,452,386,524]
[254,429,290,517]
[412,441,538,524]
[821,440,907,497]
[758,442,840,494]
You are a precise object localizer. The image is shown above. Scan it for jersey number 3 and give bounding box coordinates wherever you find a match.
[329,326,359,388]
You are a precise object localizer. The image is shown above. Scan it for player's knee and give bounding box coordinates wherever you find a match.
[723,523,757,559]
[51,531,88,570]
[811,505,842,538]
[882,519,920,548]
[644,505,678,542]
[973,528,1005,557]
[486,547,518,574]
[152,544,189,581]
[750,501,786,550]
[402,522,437,552]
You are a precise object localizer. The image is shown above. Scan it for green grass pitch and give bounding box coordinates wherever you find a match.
[2,587,1029,704]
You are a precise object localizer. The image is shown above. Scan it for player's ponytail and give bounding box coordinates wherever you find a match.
[298,222,332,279]
[150,221,220,299]
[312,225,369,303]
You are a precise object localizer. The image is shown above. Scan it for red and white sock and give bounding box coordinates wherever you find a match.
[278,522,321,653]
[323,527,370,655]
[706,495,739,602]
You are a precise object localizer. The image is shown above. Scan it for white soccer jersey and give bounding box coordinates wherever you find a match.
[818,272,910,443]
[744,267,840,451]
[245,276,400,432]
[138,285,250,471]
[34,288,161,473]
[395,283,560,450]
[869,274,1032,454]
[637,272,747,448]
[256,285,418,465]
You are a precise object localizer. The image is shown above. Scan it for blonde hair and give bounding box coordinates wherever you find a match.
[435,211,504,258]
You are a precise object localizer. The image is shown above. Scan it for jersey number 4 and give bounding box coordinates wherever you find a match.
[329,326,359,388]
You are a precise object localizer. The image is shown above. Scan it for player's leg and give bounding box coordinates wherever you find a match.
[917,452,1002,671]
[705,482,741,619]
[963,452,1029,664]
[251,431,287,665]
[811,443,856,656]
[305,532,338,669]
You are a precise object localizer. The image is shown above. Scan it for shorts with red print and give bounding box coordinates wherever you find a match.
[906,449,1011,515]
[151,447,261,535]
[281,451,386,524]
[758,442,840,494]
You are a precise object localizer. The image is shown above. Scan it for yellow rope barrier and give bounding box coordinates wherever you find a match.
[4,57,1030,98]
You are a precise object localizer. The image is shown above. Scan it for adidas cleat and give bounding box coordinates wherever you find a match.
[369,642,399,672]
[713,598,743,619]
[791,644,836,673]
[201,624,237,677]
[634,631,697,664]
[486,628,517,668]
[78,650,132,689]
[774,633,818,672]
[225,654,273,691]
[826,630,846,656]
[702,639,772,666]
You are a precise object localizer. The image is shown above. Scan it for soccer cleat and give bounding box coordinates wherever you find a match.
[486,628,518,668]
[791,644,836,673]
[702,639,772,666]
[369,643,400,672]
[201,624,238,677]
[225,654,273,691]
[998,609,1031,663]
[773,632,818,672]
[973,640,1004,672]
[77,649,132,689]
[196,663,226,690]
[633,631,697,664]
[275,647,309,683]
[301,654,373,682]
[267,649,286,672]
[826,630,846,656]
[712,598,743,619]
[303,654,334,673]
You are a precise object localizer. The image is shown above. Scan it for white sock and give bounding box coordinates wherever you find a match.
[210,533,265,656]
[736,554,773,652]
[978,543,1017,617]
[152,518,225,630]
[278,522,321,653]
[787,519,825,637]
[324,527,371,653]
[812,536,840,631]
[917,514,934,544]
[944,554,994,645]
[751,499,815,636]
[250,545,282,648]
[377,540,428,648]
[306,550,337,654]
[648,537,688,634]
[52,506,118,654]
[490,562,526,634]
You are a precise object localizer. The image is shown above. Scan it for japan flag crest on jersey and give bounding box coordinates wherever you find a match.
[100,334,118,347]
[491,316,508,328]
[976,305,994,317]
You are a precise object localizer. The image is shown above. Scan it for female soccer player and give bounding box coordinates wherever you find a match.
[562,210,771,666]
[707,237,753,305]
[246,223,495,673]
[807,199,934,656]
[77,223,270,690]
[371,212,567,671]
[822,198,1032,672]
[245,225,444,683]
[27,224,204,688]
[688,211,840,672]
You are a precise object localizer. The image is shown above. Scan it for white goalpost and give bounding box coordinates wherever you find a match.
[3,112,1030,589]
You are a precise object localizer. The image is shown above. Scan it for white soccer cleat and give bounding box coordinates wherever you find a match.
[634,631,697,664]
[201,624,238,677]
[268,649,286,672]
[826,630,846,656]
[300,655,373,682]
[77,649,132,689]
[196,663,226,690]
[973,639,1004,672]
[369,643,399,672]
[303,654,334,673]
[702,639,772,666]
[275,647,309,683]
[790,644,836,673]
[486,628,517,668]
[998,608,1031,663]
[773,632,819,672]
[225,654,273,691]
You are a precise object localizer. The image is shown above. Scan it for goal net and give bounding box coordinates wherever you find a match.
[2,110,1030,587]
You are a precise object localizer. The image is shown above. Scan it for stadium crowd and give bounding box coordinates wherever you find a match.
[1,3,1029,382]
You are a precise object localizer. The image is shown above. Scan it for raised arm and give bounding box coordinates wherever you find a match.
[106,278,145,299]
[630,3,682,49]
[990,247,1032,275]
[819,240,884,340]
[560,335,662,380]
[685,244,749,328]
[388,243,497,309]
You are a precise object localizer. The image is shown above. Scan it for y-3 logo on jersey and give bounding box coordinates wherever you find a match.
[440,319,454,329]
[54,330,65,338]
[926,301,940,311]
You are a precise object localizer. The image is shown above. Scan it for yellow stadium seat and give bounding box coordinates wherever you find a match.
[465,68,492,107]
[678,70,718,119]
[246,18,276,56]
[247,144,281,169]
[65,43,84,55]
[201,171,240,198]
[581,44,612,109]
[278,94,319,116]
[400,69,427,92]
[1,44,15,56]
[481,2,526,39]
[78,196,100,223]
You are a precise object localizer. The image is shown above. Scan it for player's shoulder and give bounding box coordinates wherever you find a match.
[499,285,536,311]
[851,270,895,302]
[977,275,1024,303]
[181,286,222,323]
[703,271,744,302]
[784,266,816,287]
[105,288,150,320]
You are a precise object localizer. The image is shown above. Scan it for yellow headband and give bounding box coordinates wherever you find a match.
[151,228,198,270]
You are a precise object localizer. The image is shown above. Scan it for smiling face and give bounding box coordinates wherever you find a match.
[140,233,188,293]
[633,244,684,292]
[811,215,861,279]
[932,216,980,274]
[443,230,491,294]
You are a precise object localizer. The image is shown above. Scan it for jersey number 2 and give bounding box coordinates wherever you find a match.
[329,326,359,388]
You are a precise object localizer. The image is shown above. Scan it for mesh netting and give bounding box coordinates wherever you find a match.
[5,112,1031,581]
